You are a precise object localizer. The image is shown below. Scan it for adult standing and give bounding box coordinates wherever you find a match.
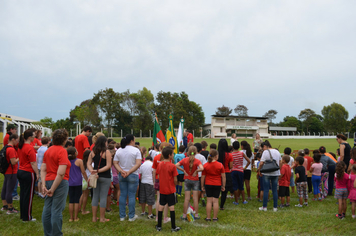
[113,134,141,222]
[75,126,92,160]
[30,130,42,152]
[187,131,194,144]
[257,140,281,212]
[253,133,263,153]
[3,124,17,146]
[319,146,336,198]
[241,141,254,200]
[230,133,237,145]
[41,129,71,235]
[87,136,112,222]
[337,134,351,170]
[17,128,39,221]
[217,139,233,210]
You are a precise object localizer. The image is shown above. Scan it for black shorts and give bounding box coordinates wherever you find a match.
[244,170,251,180]
[177,174,185,183]
[69,185,82,203]
[279,186,290,197]
[159,193,176,207]
[225,172,233,193]
[205,185,221,198]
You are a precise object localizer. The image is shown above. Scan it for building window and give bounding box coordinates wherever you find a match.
[220,127,223,132]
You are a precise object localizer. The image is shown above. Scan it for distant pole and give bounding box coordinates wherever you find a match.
[121,129,122,138]
[149,130,151,138]
[131,129,133,135]
[111,128,113,138]
[140,130,142,138]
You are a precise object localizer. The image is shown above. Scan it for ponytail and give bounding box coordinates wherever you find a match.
[188,146,197,172]
[241,141,252,158]
[209,149,218,163]
[121,134,134,149]
[19,128,36,149]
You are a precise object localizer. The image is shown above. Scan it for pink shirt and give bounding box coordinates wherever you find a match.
[311,163,323,176]
[334,173,349,189]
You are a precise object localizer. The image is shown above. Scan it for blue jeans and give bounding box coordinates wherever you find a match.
[119,173,139,219]
[42,180,69,236]
[263,175,278,208]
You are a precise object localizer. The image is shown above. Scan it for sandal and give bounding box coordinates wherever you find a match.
[69,219,73,222]
[74,218,80,222]
[81,211,90,215]
[212,218,218,222]
[219,208,224,210]
[100,218,110,222]
[204,218,211,221]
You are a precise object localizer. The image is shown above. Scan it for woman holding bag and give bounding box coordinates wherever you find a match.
[257,140,281,212]
[87,136,112,223]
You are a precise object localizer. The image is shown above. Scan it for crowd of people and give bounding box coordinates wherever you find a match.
[1,124,356,234]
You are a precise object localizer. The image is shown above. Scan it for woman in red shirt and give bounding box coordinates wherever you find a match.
[17,128,39,222]
[1,134,19,214]
[41,129,71,235]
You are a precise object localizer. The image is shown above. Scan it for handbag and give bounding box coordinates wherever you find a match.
[88,153,103,188]
[260,149,280,173]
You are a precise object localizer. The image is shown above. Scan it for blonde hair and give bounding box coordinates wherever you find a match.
[188,146,197,172]
[92,132,105,143]
[209,149,218,163]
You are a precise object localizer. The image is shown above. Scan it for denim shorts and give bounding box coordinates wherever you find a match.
[184,179,200,191]
[231,171,244,191]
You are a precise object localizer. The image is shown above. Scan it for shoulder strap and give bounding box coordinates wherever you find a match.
[267,149,273,161]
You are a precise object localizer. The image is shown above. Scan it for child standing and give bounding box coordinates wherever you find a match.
[310,153,323,200]
[279,155,291,207]
[294,156,308,207]
[36,137,50,198]
[174,145,186,197]
[138,156,155,219]
[156,146,180,232]
[201,149,225,221]
[334,161,348,219]
[348,164,356,218]
[79,150,92,214]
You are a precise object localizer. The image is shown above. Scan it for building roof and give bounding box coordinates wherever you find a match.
[0,112,38,123]
[212,115,267,120]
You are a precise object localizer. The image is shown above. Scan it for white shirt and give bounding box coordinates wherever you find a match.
[261,149,281,176]
[114,146,142,175]
[139,161,153,185]
[242,150,254,171]
[288,156,294,173]
[195,153,207,177]
[231,138,237,144]
[149,150,157,159]
[37,146,48,169]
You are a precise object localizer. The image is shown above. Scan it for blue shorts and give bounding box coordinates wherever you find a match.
[231,171,244,191]
[290,172,295,187]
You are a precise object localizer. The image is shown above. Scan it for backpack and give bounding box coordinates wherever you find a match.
[0,145,10,174]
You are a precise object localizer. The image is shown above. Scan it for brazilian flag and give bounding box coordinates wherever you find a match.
[165,114,178,154]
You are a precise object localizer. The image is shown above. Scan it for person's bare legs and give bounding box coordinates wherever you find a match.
[183,191,191,215]
[74,203,80,220]
[69,203,74,221]
[212,198,219,219]
[244,180,250,198]
[92,206,98,222]
[206,197,213,219]
[80,189,90,214]
[193,191,199,215]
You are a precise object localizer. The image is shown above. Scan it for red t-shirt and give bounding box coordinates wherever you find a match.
[305,155,313,171]
[30,138,42,153]
[232,151,244,172]
[156,161,178,194]
[3,133,10,146]
[43,145,71,181]
[202,161,225,186]
[90,143,95,151]
[5,145,18,175]
[187,133,194,143]
[18,143,36,173]
[279,164,291,187]
[152,154,162,179]
[178,158,201,181]
[223,153,233,173]
[75,134,90,160]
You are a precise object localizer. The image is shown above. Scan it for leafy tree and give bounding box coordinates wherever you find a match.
[234,105,248,116]
[263,109,278,124]
[39,117,54,129]
[215,105,232,116]
[309,116,325,134]
[321,102,349,133]
[280,116,301,131]
[70,99,101,128]
[52,118,75,133]
[298,108,316,133]
[349,116,356,135]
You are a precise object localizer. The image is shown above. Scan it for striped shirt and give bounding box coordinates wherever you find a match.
[232,151,244,172]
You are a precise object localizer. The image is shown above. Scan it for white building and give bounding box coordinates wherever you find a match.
[204,115,270,138]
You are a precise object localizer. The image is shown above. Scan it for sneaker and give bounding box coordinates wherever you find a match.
[128,215,138,222]
[30,218,36,221]
[180,215,187,221]
[285,203,290,207]
[279,204,285,208]
[242,200,248,204]
[12,195,20,201]
[247,197,252,201]
[163,217,171,223]
[6,208,19,214]
[38,193,45,199]
[259,207,267,211]
[194,214,200,220]
[171,226,181,232]
[141,212,147,216]
[303,202,308,206]
[352,215,356,219]
[273,208,278,212]
[336,214,344,220]
[233,202,239,205]
[120,215,127,221]
[155,225,162,231]
[147,214,155,219]
[201,199,206,207]
[295,204,303,207]
[1,206,8,211]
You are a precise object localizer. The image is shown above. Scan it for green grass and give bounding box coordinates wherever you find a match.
[0,138,354,235]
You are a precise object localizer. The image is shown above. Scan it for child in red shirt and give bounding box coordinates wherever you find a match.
[279,155,291,207]
[201,149,225,221]
[156,146,180,232]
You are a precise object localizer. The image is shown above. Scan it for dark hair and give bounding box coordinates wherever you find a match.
[178,145,185,153]
[329,152,336,159]
[9,134,19,142]
[107,138,114,144]
[83,149,91,170]
[335,161,346,180]
[210,143,217,150]
[145,156,153,161]
[241,141,252,158]
[201,141,208,148]
[162,146,174,159]
[35,130,42,139]
[52,129,69,146]
[218,139,228,164]
[6,124,17,132]
[228,145,233,152]
[155,144,160,150]
[319,146,326,154]
[295,156,304,165]
[337,134,347,141]
[67,147,77,160]
[121,134,134,149]
[93,136,107,155]
[41,137,50,145]
[107,144,115,150]
[313,149,320,154]
[313,153,321,163]
[232,141,240,150]
[304,148,310,155]
[261,140,272,148]
[65,141,73,148]
[337,148,340,155]
[194,143,202,153]
[284,147,291,155]
[83,126,92,132]
[209,149,218,163]
[19,128,36,149]
[282,155,290,163]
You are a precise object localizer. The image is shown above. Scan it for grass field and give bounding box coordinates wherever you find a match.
[0,138,354,235]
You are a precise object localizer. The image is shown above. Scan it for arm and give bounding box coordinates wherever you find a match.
[46,165,67,197]
[354,178,356,188]
[201,175,206,191]
[193,164,204,177]
[78,159,88,182]
[221,173,226,192]
[126,158,141,176]
[98,150,112,174]
[10,157,19,165]
[243,153,251,169]
[41,163,47,195]
[339,144,345,162]
[295,172,299,183]
[175,163,185,173]
[87,152,97,175]
[31,162,39,181]
[257,161,264,172]
[229,161,233,170]
[174,176,178,186]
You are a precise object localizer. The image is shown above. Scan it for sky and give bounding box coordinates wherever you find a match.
[1,0,356,125]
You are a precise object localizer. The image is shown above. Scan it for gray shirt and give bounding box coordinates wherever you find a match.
[320,154,336,173]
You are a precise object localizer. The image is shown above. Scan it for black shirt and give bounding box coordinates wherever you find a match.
[201,150,209,160]
[295,166,307,183]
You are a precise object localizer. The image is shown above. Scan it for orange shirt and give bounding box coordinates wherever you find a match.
[178,158,201,181]
[18,143,36,173]
[75,134,90,160]
[43,145,71,181]
[156,161,178,195]
[325,153,337,163]
[202,161,225,186]
[5,145,18,175]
